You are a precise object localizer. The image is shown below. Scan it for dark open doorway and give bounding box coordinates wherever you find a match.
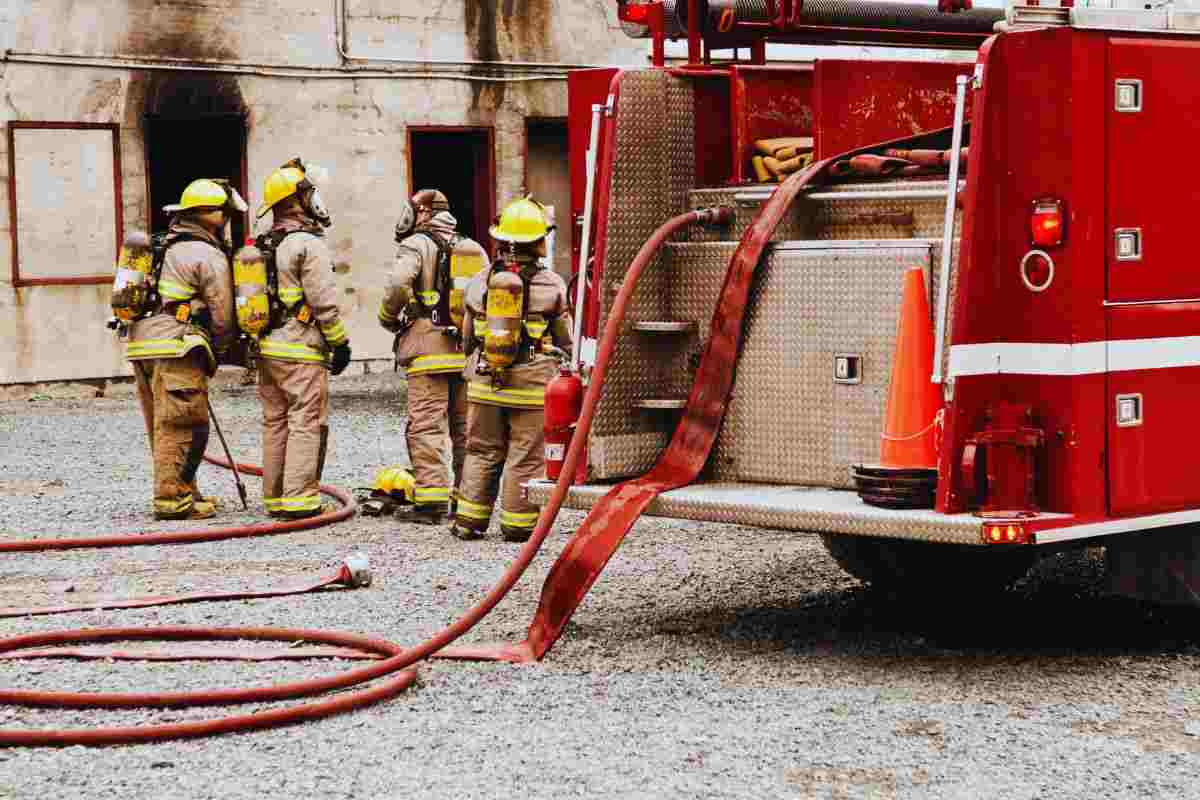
[145,114,248,247]
[408,127,495,254]
[525,118,570,281]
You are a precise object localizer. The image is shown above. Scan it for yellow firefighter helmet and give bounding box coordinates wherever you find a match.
[372,466,415,503]
[489,196,552,244]
[257,166,307,219]
[163,179,232,213]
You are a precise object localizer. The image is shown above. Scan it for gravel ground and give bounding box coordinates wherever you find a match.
[2,370,1200,799]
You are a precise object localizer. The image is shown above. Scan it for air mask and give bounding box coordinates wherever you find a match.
[281,158,332,228]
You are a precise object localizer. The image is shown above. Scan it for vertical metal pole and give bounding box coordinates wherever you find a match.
[931,74,968,385]
[688,0,702,65]
[571,102,604,370]
[650,2,666,67]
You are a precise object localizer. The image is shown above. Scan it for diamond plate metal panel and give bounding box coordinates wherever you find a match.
[588,430,673,478]
[588,70,698,479]
[666,241,932,488]
[525,480,985,545]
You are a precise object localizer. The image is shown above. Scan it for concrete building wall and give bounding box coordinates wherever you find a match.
[1,1,647,383]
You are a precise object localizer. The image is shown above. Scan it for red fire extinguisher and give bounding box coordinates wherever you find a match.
[543,365,584,481]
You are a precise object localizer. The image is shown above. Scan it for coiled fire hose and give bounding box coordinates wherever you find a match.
[0,165,832,744]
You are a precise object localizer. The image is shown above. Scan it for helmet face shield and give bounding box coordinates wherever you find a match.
[223,185,249,214]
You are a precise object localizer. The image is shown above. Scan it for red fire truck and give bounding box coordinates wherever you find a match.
[526,0,1200,604]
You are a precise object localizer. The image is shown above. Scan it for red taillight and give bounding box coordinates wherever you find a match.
[981,522,1028,545]
[1030,198,1064,247]
[621,2,651,23]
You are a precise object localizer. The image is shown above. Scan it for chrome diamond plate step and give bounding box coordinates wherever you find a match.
[525,480,987,545]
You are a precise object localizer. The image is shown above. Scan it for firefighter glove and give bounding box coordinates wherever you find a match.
[330,342,352,376]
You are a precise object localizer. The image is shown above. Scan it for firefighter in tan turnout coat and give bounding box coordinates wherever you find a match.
[451,196,572,542]
[125,179,244,520]
[255,159,351,519]
[379,190,489,524]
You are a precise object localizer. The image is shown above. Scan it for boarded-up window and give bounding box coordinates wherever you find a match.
[8,122,121,286]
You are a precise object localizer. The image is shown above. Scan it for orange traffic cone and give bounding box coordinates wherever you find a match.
[879,267,942,469]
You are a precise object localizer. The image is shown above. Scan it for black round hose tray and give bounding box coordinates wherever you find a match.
[851,464,938,509]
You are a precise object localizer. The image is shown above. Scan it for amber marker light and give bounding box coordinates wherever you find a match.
[1031,198,1064,248]
[982,523,1028,545]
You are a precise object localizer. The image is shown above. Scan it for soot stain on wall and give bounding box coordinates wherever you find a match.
[464,0,557,111]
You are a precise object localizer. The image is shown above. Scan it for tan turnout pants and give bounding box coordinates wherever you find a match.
[132,351,211,518]
[259,358,329,516]
[453,402,545,534]
[405,372,467,509]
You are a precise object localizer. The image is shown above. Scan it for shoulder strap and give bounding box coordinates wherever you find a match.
[148,231,206,311]
[254,226,318,292]
[414,230,455,325]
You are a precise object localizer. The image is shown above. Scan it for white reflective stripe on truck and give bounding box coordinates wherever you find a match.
[949,337,1200,376]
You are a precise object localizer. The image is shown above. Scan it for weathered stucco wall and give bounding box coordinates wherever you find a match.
[1,0,646,383]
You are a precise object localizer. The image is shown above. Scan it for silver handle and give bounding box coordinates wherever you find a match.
[932,75,969,385]
[571,99,607,370]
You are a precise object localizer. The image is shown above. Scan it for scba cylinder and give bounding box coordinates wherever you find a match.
[110,231,154,322]
[233,244,271,338]
[484,267,524,372]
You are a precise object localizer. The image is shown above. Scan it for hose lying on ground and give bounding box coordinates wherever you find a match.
[0,209,733,747]
[0,456,354,554]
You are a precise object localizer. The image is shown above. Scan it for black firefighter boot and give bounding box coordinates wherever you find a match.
[395,503,449,526]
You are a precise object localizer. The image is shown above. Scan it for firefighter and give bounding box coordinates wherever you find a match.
[255,159,351,519]
[379,189,489,525]
[450,196,572,542]
[127,178,244,520]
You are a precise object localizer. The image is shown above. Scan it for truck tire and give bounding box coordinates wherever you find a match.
[819,533,1035,596]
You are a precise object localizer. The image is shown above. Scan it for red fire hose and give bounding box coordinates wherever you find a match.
[0,208,739,747]
[437,177,819,662]
[0,456,353,554]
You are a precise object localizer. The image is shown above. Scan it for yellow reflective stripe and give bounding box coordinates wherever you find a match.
[378,304,398,324]
[157,279,196,301]
[127,338,186,359]
[154,495,193,514]
[473,319,487,337]
[455,497,493,520]
[266,495,321,511]
[406,353,466,376]
[321,320,347,345]
[278,287,305,305]
[417,290,440,307]
[467,382,545,407]
[499,509,538,529]
[414,487,450,504]
[259,340,327,363]
[524,320,549,339]
[125,334,214,364]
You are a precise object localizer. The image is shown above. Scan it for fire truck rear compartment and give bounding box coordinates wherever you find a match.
[545,70,968,554]
[541,69,992,549]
